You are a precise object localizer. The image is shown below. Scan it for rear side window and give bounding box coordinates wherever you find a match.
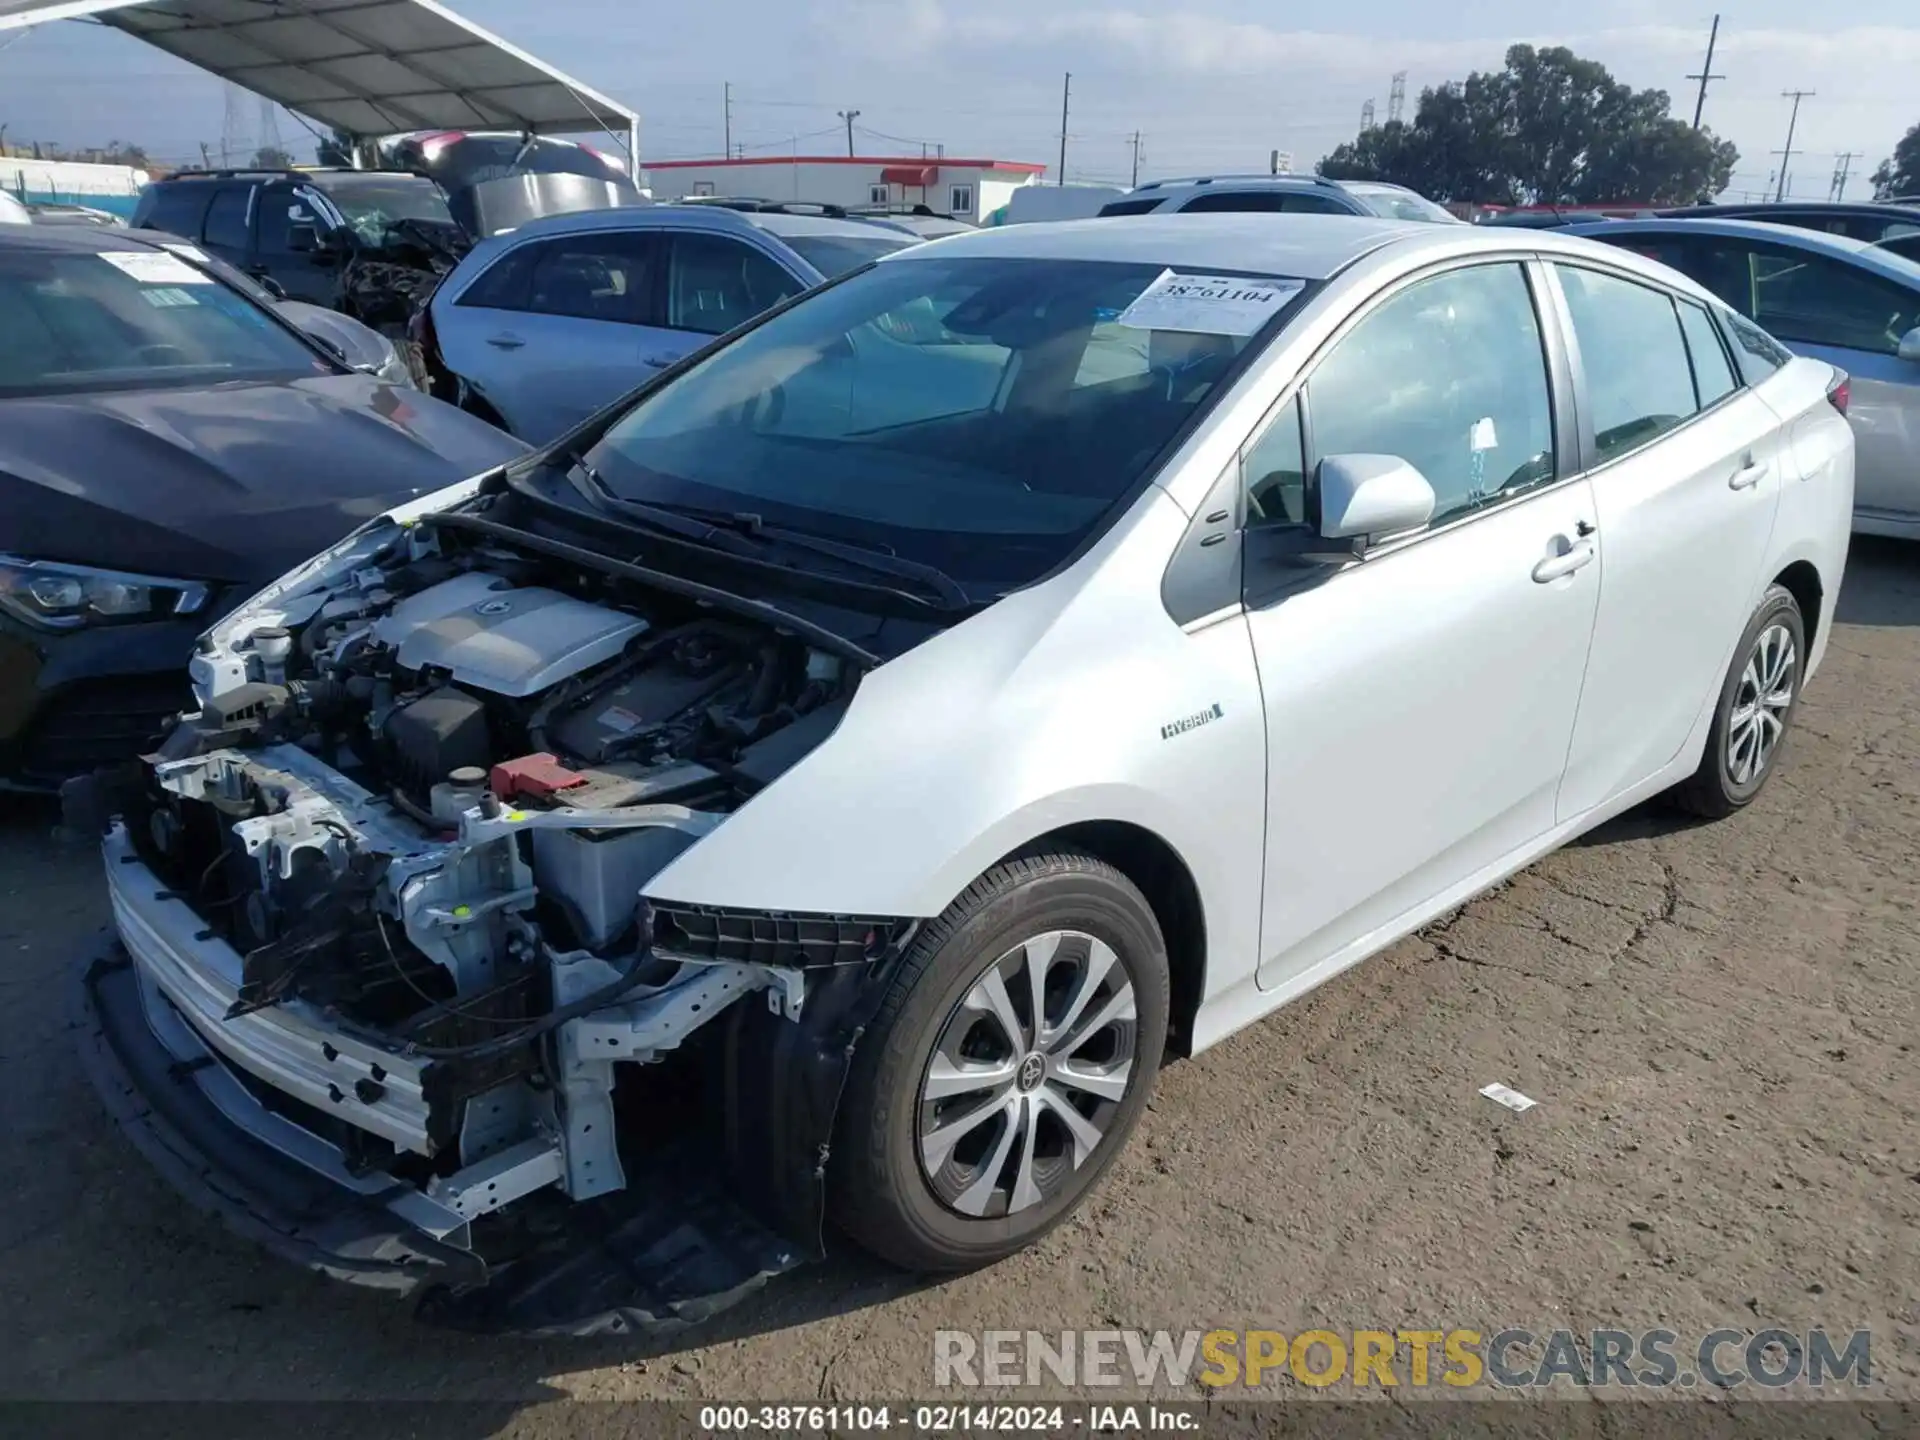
[1677,301,1738,407]
[1097,198,1167,217]
[527,232,662,324]
[1555,265,1700,463]
[136,185,212,241]
[202,186,253,251]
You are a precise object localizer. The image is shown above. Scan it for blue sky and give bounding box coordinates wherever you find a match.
[2,1,1916,199]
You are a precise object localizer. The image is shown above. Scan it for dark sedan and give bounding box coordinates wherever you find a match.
[0,226,526,787]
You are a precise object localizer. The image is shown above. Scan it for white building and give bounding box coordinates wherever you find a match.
[641,154,1046,222]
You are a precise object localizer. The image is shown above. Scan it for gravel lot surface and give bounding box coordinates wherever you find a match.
[2,540,1914,1429]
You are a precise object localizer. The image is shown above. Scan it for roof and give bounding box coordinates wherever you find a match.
[644,155,1047,175]
[1132,174,1350,193]
[444,201,903,246]
[0,218,173,249]
[1563,217,1920,286]
[1662,201,1920,221]
[882,212,1421,279]
[0,0,635,138]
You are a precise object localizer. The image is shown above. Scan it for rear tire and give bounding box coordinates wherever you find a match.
[1672,584,1804,819]
[830,852,1169,1272]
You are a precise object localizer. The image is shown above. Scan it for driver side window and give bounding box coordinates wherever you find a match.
[1240,263,1557,533]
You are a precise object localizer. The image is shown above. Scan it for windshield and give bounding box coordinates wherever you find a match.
[322,177,456,243]
[1345,185,1458,224]
[782,232,914,278]
[0,247,330,397]
[583,256,1303,589]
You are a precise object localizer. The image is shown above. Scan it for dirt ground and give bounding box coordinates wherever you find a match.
[0,540,1915,1425]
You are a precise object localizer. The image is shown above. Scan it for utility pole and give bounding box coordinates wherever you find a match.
[1057,71,1071,186]
[1687,15,1724,129]
[1773,90,1814,202]
[1830,151,1856,201]
[837,109,861,157]
[1129,130,1142,188]
[723,82,732,161]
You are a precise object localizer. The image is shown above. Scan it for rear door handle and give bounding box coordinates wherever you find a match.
[486,333,525,350]
[1532,541,1596,584]
[1730,458,1768,490]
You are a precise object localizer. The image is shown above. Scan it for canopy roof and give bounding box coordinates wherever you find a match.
[0,0,636,139]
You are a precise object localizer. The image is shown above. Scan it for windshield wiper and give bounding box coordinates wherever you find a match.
[562,462,974,613]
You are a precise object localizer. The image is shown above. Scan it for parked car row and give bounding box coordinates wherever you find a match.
[61,212,1856,1337]
[0,224,525,788]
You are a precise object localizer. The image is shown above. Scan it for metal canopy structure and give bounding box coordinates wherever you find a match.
[0,0,639,172]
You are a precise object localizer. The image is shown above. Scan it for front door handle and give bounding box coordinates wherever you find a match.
[486,333,525,350]
[1730,458,1769,491]
[1532,541,1596,584]
[641,354,673,369]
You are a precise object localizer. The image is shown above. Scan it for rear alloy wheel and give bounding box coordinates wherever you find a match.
[1674,584,1805,818]
[831,852,1168,1272]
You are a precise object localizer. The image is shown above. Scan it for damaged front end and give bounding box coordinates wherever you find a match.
[69,497,909,1336]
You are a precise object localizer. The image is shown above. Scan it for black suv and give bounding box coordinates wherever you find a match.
[131,168,463,308]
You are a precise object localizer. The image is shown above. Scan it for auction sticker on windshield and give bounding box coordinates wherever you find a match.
[1117,270,1305,336]
[98,250,213,286]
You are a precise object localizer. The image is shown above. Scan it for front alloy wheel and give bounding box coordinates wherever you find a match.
[918,930,1137,1219]
[832,852,1169,1272]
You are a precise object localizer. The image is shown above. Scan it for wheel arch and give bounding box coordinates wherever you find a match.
[997,819,1209,1059]
[1771,557,1824,652]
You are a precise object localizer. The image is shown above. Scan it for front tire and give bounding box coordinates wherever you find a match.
[1672,583,1805,819]
[831,852,1169,1272]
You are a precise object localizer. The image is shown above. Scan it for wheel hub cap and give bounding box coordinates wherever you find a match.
[917,930,1138,1219]
[1726,621,1796,786]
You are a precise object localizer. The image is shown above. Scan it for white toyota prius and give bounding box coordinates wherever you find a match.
[69,214,1853,1334]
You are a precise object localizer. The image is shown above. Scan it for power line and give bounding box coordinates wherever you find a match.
[1772,90,1814,203]
[1687,14,1724,130]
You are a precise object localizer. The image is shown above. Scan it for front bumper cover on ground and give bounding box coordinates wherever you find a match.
[75,938,811,1337]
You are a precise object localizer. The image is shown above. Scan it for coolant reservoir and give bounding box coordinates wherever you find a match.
[430,767,489,826]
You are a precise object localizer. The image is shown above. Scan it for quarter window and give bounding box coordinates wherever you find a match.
[1677,301,1738,408]
[458,245,538,311]
[1305,263,1556,527]
[1555,265,1700,463]
[1241,395,1309,526]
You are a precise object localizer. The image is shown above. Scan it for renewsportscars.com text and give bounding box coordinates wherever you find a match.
[933,1328,1873,1390]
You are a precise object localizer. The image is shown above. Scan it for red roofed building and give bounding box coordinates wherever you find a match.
[642,154,1046,222]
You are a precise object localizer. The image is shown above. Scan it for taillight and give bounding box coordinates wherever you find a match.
[1826,373,1851,415]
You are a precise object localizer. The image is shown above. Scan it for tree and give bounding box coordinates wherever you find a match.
[1319,44,1738,207]
[1871,122,1920,198]
[252,146,295,169]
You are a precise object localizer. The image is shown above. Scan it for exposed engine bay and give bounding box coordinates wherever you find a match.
[74,504,910,1331]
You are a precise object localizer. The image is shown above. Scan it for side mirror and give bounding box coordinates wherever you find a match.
[1318,454,1437,543]
[256,275,288,300]
[1899,326,1920,363]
